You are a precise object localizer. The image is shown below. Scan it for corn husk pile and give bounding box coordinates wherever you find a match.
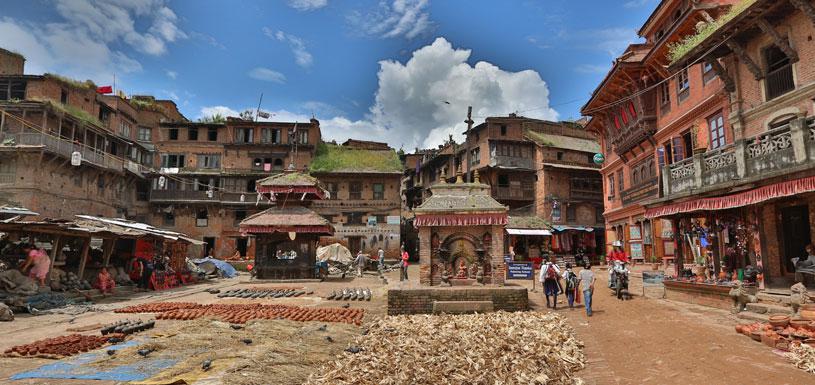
[306,311,585,385]
[787,343,815,374]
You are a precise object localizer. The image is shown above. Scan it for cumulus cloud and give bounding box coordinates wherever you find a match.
[348,0,433,39]
[288,0,328,11]
[0,0,185,82]
[263,27,313,68]
[248,67,287,83]
[165,69,177,79]
[202,37,557,150]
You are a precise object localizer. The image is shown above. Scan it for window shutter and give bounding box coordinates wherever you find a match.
[672,137,684,162]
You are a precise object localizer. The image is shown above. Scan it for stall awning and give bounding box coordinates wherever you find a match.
[645,175,815,219]
[506,228,552,236]
[551,225,594,232]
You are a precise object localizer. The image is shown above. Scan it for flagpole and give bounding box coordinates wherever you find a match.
[255,93,263,122]
[113,73,116,95]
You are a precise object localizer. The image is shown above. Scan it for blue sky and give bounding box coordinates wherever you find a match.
[0,0,659,149]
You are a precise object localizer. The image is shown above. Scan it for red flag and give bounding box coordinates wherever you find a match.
[96,86,112,94]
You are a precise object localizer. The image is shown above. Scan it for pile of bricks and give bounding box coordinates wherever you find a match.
[387,287,528,315]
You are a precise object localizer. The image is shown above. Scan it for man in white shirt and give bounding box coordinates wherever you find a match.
[539,257,561,309]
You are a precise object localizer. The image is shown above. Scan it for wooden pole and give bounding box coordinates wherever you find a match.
[47,235,62,284]
[77,237,92,280]
[102,238,115,267]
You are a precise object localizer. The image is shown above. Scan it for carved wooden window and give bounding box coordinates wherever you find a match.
[659,81,671,114]
[676,70,690,102]
[764,44,794,100]
[608,174,615,198]
[349,182,362,200]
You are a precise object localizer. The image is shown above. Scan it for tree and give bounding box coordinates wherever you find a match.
[198,113,226,123]
[239,109,255,121]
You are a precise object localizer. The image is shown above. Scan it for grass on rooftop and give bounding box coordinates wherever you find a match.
[44,73,97,90]
[667,0,758,64]
[310,142,402,173]
[33,98,104,127]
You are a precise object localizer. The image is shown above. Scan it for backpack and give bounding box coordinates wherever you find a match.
[565,271,578,290]
[544,264,558,280]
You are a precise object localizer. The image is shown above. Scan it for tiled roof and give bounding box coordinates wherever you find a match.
[240,206,331,227]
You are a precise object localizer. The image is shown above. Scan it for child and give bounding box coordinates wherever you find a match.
[562,263,579,309]
[539,257,561,309]
[94,266,116,295]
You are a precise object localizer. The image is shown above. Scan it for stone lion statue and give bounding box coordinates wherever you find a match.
[791,282,808,315]
[728,280,757,313]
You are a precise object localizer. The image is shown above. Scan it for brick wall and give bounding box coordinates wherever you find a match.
[387,286,529,315]
[0,49,24,75]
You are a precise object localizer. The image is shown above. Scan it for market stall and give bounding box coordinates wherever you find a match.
[505,216,551,269]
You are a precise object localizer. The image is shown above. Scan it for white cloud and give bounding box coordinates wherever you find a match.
[248,67,287,83]
[566,27,640,58]
[574,64,609,74]
[0,1,185,82]
[348,0,433,39]
[200,106,240,119]
[201,37,557,150]
[263,28,313,68]
[165,69,177,79]
[288,0,328,11]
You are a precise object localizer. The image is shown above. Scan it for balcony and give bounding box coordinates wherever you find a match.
[0,173,14,184]
[571,188,604,201]
[489,155,534,170]
[620,177,659,205]
[493,186,535,201]
[610,116,657,157]
[150,189,218,202]
[311,199,398,209]
[662,117,814,199]
[11,131,125,172]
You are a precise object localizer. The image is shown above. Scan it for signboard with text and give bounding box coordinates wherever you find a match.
[507,262,534,279]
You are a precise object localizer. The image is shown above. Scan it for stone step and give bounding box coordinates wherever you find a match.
[737,311,770,323]
[756,292,792,305]
[745,302,793,315]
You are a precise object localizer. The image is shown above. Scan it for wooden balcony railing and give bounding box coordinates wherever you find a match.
[493,186,535,200]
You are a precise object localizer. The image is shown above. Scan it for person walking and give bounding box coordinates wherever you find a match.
[354,251,366,277]
[137,257,154,291]
[377,247,385,271]
[400,246,409,282]
[21,243,50,287]
[579,262,596,317]
[539,257,561,309]
[562,263,579,309]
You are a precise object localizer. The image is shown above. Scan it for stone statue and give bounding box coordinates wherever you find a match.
[469,262,478,279]
[475,265,485,286]
[440,265,452,287]
[791,282,809,315]
[456,260,468,279]
[728,280,757,313]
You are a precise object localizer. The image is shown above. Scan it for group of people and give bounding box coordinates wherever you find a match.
[539,257,596,316]
[353,246,410,281]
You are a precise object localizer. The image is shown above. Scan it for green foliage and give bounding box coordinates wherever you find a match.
[667,0,758,64]
[44,73,96,90]
[198,113,226,123]
[310,142,402,173]
[129,98,163,112]
[36,98,104,127]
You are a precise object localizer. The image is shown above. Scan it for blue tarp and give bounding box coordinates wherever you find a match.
[190,256,238,278]
[11,339,178,382]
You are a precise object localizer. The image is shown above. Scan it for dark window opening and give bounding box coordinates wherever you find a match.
[346,212,365,225]
[273,158,284,170]
[587,153,594,163]
[196,209,208,227]
[556,152,564,161]
[160,154,185,168]
[500,124,507,136]
[234,210,247,226]
[373,183,384,200]
[497,174,510,188]
[60,89,68,104]
[136,181,149,201]
[682,131,693,158]
[596,207,604,223]
[163,212,175,226]
[0,80,26,101]
[246,179,256,192]
[188,128,198,140]
[235,128,253,143]
[169,128,179,140]
[349,182,362,200]
[207,128,218,141]
[765,44,794,100]
[566,205,576,222]
[203,237,215,255]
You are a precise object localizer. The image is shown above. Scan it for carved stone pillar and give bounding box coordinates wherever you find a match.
[790,117,809,164]
[662,164,672,196]
[692,153,704,189]
[735,139,747,179]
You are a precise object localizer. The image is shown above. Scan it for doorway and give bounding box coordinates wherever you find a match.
[348,237,362,255]
[781,205,811,273]
[203,237,216,257]
[236,238,248,257]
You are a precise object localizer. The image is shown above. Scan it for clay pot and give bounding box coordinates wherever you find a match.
[750,330,763,342]
[776,338,791,351]
[791,319,810,329]
[769,314,790,328]
[800,309,815,321]
[801,303,815,311]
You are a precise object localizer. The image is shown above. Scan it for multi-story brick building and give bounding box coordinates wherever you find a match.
[403,114,604,265]
[655,0,815,286]
[0,50,180,219]
[581,0,734,264]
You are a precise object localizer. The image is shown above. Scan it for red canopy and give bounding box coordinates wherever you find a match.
[645,175,815,218]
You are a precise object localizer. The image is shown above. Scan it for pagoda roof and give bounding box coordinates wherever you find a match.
[413,171,508,227]
[239,206,333,235]
[255,171,327,199]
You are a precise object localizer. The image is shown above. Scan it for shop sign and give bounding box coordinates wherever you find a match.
[507,262,534,279]
[642,271,664,286]
[367,216,377,227]
[386,216,400,225]
[630,242,643,259]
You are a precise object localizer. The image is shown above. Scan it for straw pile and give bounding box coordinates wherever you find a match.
[787,343,815,374]
[306,311,585,385]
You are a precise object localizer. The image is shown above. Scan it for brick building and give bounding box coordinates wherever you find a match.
[581,0,734,263]
[0,50,181,220]
[403,114,604,264]
[653,0,815,286]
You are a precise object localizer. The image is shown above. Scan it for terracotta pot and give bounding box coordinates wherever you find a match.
[791,319,810,329]
[769,314,790,328]
[750,330,763,342]
[800,309,815,321]
[801,303,815,311]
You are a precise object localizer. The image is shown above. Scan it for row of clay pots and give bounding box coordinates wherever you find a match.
[115,302,202,314]
[737,321,815,351]
[3,333,121,358]
[151,303,364,325]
